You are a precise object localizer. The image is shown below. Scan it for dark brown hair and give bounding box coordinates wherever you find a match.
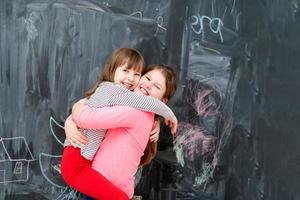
[85,48,144,97]
[140,140,157,166]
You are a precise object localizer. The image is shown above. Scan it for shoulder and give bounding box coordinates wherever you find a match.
[99,82,129,90]
[124,107,154,130]
[96,82,131,94]
[114,106,154,118]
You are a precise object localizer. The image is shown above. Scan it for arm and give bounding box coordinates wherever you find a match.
[89,82,176,121]
[72,101,142,130]
[64,114,88,147]
[89,82,177,133]
[74,99,177,134]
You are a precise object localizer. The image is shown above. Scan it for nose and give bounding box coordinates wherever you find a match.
[127,73,135,82]
[145,81,152,89]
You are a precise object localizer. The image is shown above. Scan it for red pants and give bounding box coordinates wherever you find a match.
[61,146,129,200]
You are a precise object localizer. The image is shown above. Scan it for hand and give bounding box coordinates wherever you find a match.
[149,119,160,142]
[72,98,87,120]
[164,118,178,135]
[64,115,88,148]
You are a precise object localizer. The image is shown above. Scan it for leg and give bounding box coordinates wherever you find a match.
[61,146,129,200]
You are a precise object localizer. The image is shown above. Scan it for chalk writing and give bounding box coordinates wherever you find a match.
[156,15,167,31]
[173,122,216,190]
[230,0,237,14]
[130,11,143,18]
[39,153,64,189]
[185,80,221,118]
[194,162,213,188]
[39,117,79,200]
[191,15,224,43]
[0,137,35,184]
[174,123,216,165]
[173,134,185,167]
[23,12,39,40]
[49,117,65,146]
[129,11,167,32]
[189,89,219,117]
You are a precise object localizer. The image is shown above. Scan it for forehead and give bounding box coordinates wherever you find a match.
[118,60,143,72]
[144,69,166,86]
[123,59,143,72]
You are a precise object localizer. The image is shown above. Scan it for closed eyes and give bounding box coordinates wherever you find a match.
[145,76,161,89]
[154,84,161,90]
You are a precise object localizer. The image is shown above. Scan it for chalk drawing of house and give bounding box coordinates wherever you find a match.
[0,137,35,183]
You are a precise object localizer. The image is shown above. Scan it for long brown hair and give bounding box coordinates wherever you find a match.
[139,64,178,166]
[85,48,144,97]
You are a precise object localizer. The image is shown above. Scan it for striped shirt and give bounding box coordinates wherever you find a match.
[64,81,176,160]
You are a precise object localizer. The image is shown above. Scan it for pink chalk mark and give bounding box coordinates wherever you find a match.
[187,85,219,118]
[175,122,217,162]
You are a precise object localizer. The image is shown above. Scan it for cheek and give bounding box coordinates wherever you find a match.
[158,89,166,99]
[153,90,165,100]
[134,77,140,84]
[113,72,120,81]
[113,77,121,84]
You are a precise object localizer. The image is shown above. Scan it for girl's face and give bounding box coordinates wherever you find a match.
[113,62,142,90]
[134,69,168,103]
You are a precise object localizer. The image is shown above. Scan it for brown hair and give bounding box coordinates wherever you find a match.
[140,140,157,166]
[139,64,178,166]
[143,64,177,100]
[85,48,144,97]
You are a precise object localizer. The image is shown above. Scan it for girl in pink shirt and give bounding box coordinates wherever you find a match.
[61,48,177,199]
[68,65,177,199]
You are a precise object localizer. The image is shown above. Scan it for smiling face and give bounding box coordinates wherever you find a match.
[134,69,168,103]
[113,62,142,90]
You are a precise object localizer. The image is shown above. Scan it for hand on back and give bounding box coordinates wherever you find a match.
[64,114,88,148]
[164,118,178,135]
[149,118,160,142]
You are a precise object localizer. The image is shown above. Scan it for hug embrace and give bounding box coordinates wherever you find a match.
[60,48,178,200]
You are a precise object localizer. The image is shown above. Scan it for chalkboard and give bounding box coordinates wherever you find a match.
[1,0,300,200]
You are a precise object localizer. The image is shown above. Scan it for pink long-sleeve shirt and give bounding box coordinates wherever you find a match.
[65,82,176,160]
[73,105,154,198]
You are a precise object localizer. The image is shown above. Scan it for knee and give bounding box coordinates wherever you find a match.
[60,157,72,184]
[60,151,77,185]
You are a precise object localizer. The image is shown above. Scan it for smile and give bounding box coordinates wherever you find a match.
[139,87,149,95]
[122,82,133,89]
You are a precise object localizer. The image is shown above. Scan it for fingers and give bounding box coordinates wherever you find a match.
[149,135,158,142]
[77,133,88,144]
[67,136,78,148]
[164,119,169,126]
[67,132,88,147]
[171,123,177,135]
[149,132,159,142]
[149,127,160,142]
[165,120,177,135]
[76,134,88,145]
[65,127,87,145]
[149,128,157,136]
[68,140,77,148]
[149,119,160,142]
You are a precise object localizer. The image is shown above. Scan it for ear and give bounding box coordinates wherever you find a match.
[161,98,168,104]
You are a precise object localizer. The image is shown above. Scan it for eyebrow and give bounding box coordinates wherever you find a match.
[146,74,163,88]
